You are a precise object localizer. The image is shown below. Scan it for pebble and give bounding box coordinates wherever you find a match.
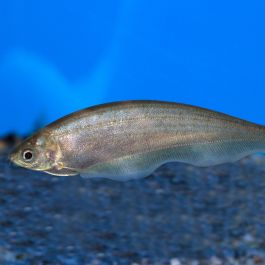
[24,206,32,212]
[243,234,255,243]
[0,247,16,262]
[170,258,182,265]
[209,256,222,265]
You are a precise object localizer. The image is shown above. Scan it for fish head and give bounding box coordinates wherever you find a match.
[10,131,59,171]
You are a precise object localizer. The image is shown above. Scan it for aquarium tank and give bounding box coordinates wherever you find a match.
[0,0,265,264]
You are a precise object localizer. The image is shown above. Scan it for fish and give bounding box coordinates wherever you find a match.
[10,100,265,181]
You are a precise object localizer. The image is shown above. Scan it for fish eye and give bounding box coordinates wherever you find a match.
[22,150,34,162]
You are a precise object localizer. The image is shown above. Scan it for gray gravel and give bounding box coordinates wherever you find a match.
[1,152,265,265]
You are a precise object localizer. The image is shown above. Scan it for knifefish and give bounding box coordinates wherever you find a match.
[10,100,265,181]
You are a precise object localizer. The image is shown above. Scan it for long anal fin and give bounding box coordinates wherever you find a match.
[80,154,160,181]
[79,140,265,181]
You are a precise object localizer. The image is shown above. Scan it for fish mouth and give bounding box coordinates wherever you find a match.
[9,152,24,168]
[8,154,21,168]
[9,154,20,167]
[9,152,15,164]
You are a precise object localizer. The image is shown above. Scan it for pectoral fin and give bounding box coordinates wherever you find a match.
[44,167,78,176]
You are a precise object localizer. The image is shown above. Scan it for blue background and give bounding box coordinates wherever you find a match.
[0,0,265,135]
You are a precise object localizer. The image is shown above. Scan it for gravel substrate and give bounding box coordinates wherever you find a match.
[1,151,265,265]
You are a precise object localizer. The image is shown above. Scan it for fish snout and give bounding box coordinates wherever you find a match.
[9,151,20,166]
[9,152,15,163]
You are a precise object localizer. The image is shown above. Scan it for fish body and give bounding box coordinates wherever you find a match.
[10,100,265,180]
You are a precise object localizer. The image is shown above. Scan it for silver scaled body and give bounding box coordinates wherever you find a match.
[41,101,265,180]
